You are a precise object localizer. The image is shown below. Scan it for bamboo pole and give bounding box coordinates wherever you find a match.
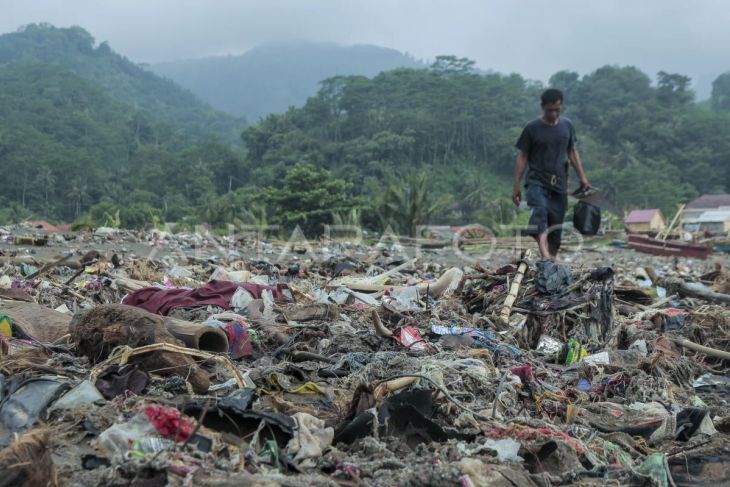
[499,249,533,325]
[660,203,685,241]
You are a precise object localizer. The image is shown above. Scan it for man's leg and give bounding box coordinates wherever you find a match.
[525,184,551,260]
[546,190,568,258]
[537,234,551,260]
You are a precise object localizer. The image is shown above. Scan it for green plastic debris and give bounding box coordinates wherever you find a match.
[19,263,38,277]
[635,453,671,487]
[565,338,587,365]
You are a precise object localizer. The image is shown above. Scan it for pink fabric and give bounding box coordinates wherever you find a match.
[225,322,253,360]
[123,279,284,316]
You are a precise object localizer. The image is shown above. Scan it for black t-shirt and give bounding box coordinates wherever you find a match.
[515,117,576,193]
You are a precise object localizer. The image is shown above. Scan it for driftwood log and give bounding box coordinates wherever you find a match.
[164,317,229,353]
[670,337,730,361]
[658,277,730,305]
[69,304,210,393]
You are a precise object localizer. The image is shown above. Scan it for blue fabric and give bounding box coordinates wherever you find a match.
[525,183,568,253]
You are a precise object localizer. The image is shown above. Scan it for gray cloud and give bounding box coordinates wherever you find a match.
[1,0,728,96]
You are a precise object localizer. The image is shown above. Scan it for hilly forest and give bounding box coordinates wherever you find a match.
[2,24,730,236]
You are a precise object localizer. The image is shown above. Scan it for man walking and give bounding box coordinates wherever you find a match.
[512,89,590,260]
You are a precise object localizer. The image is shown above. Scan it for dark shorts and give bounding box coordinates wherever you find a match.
[524,183,568,253]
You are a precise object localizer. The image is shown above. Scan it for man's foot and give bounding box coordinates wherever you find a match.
[537,234,552,260]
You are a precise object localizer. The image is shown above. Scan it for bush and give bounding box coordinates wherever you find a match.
[71,214,95,231]
[121,203,162,229]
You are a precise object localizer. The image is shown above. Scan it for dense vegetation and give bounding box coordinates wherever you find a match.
[1,24,729,236]
[236,58,730,235]
[0,62,248,227]
[0,24,245,143]
[151,41,421,121]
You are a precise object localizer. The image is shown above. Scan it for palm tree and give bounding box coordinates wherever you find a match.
[377,173,450,236]
[331,208,362,239]
[66,178,89,218]
[332,208,361,227]
[461,170,494,221]
[34,166,56,207]
[239,204,268,229]
[101,181,127,204]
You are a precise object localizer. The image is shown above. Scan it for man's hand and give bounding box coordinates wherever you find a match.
[512,186,522,206]
[568,148,590,193]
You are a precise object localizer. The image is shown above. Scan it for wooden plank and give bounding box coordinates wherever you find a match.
[0,299,71,343]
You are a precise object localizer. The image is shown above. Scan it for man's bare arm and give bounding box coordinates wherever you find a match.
[512,150,528,205]
[568,147,590,189]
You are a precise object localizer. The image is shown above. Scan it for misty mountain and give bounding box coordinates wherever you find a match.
[150,41,423,120]
[0,62,172,217]
[0,60,250,224]
[0,24,244,142]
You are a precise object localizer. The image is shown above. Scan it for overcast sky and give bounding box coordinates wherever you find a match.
[2,0,728,96]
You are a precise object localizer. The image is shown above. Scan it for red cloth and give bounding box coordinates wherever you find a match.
[122,280,284,316]
[510,364,533,383]
[143,405,195,442]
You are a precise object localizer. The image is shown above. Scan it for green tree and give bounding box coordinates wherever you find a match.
[549,70,580,101]
[430,55,477,75]
[711,72,730,112]
[265,164,358,236]
[656,71,693,106]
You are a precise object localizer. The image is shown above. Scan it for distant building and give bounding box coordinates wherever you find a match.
[683,194,730,234]
[625,209,666,234]
[683,209,730,234]
[684,194,730,220]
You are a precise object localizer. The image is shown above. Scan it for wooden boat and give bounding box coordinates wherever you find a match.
[627,234,712,259]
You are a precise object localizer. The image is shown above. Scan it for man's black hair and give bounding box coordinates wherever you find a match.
[541,89,563,106]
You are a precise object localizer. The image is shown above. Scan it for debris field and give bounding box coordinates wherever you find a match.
[0,227,729,486]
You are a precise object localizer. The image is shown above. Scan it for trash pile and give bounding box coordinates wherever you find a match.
[0,235,729,486]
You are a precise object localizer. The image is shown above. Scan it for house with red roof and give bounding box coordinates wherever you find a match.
[625,209,666,234]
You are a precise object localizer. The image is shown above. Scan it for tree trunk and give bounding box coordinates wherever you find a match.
[21,169,28,208]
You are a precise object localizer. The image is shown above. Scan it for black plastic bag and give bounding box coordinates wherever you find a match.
[573,200,601,235]
[536,261,573,295]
